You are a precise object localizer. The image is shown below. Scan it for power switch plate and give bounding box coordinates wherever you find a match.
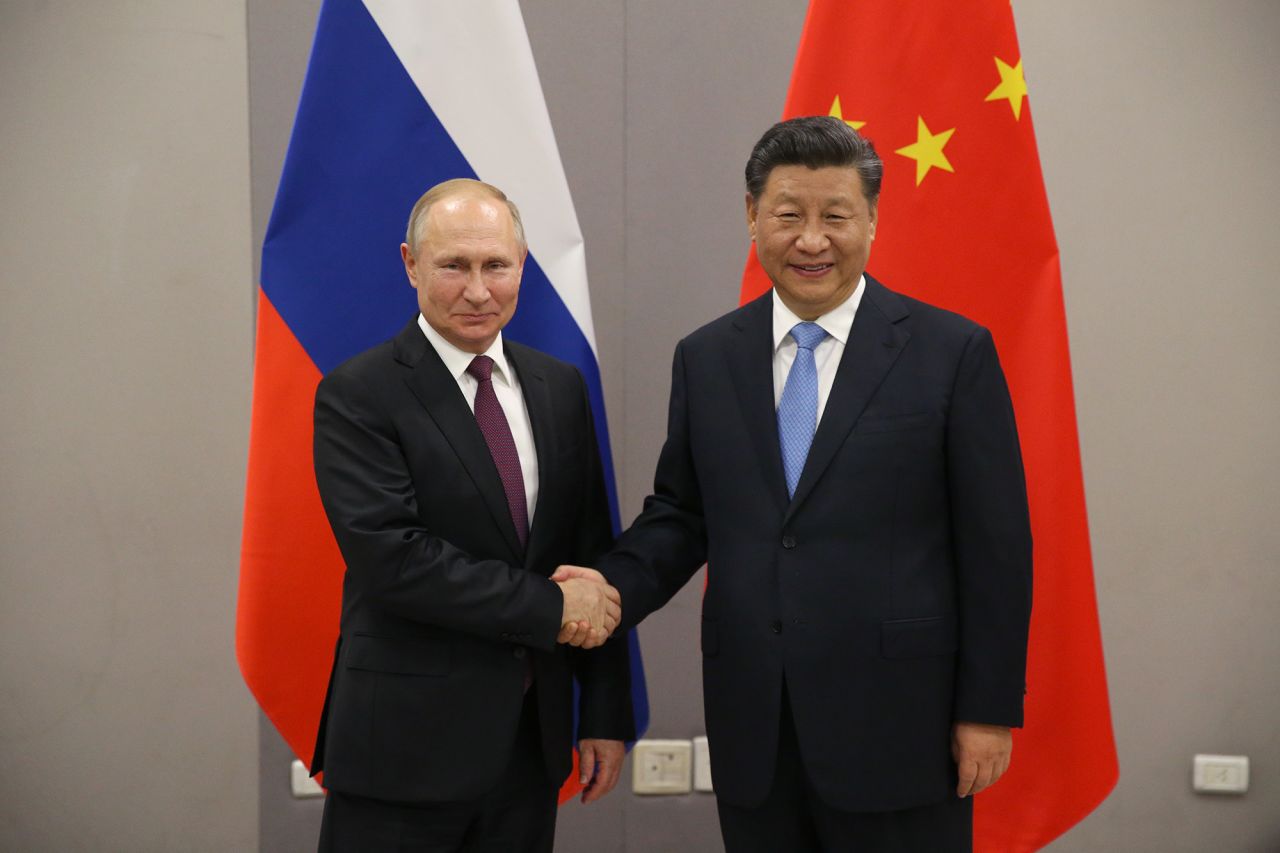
[631,739,693,794]
[1193,754,1249,794]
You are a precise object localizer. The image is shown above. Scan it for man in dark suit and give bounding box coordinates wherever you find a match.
[557,116,1033,851]
[310,178,634,852]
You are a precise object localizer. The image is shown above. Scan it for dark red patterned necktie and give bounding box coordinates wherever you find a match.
[466,355,529,548]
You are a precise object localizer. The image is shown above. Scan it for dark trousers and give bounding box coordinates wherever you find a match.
[318,688,558,853]
[717,684,972,853]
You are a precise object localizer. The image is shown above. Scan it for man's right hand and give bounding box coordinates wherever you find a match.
[554,566,621,649]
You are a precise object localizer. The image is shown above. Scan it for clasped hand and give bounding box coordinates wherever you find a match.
[552,565,620,648]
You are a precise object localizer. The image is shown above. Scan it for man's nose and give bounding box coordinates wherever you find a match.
[795,220,829,252]
[462,271,490,303]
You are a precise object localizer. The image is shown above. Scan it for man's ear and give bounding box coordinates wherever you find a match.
[401,243,419,288]
[745,193,758,241]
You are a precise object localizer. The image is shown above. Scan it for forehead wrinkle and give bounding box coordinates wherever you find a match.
[766,192,861,212]
[765,181,858,202]
[424,221,518,252]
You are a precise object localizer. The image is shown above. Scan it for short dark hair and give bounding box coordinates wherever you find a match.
[744,115,883,206]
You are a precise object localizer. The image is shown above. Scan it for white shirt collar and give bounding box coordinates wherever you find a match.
[417,314,514,387]
[771,274,865,352]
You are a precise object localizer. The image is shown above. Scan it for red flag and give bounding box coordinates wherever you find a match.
[742,2,1118,849]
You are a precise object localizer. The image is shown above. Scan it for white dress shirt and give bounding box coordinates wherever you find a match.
[771,275,865,425]
[418,315,539,525]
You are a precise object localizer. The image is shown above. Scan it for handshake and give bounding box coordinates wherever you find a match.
[552,565,621,649]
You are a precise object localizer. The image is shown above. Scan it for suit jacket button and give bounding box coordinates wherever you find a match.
[513,647,527,659]
[770,620,783,634]
[781,535,797,549]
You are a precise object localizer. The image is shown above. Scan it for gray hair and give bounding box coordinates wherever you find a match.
[744,115,883,207]
[404,178,527,255]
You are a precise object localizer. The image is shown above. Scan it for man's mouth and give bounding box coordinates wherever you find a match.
[790,263,833,277]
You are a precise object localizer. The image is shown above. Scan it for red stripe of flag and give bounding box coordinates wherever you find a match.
[236,291,344,773]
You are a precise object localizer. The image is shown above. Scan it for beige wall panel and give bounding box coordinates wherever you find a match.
[242,1,1280,850]
[0,1,257,850]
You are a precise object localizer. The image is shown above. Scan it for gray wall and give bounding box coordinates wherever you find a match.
[0,1,258,851]
[246,2,1280,851]
[2,0,1277,851]
[1023,3,1280,851]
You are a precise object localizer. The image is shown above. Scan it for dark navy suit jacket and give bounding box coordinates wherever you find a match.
[310,318,634,803]
[599,278,1032,812]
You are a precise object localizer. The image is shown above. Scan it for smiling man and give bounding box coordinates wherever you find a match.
[558,117,1034,851]
[309,179,634,852]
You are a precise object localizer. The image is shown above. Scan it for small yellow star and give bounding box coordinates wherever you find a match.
[985,56,1028,120]
[894,116,955,186]
[828,95,866,130]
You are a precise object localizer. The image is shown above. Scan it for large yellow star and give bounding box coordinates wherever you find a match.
[828,95,866,130]
[894,116,955,185]
[985,56,1027,120]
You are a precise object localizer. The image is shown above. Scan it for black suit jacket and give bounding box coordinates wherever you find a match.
[599,278,1032,812]
[310,318,634,803]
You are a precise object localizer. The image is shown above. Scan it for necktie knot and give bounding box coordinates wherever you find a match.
[466,355,494,382]
[790,322,827,352]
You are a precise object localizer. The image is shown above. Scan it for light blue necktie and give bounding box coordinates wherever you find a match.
[777,322,828,498]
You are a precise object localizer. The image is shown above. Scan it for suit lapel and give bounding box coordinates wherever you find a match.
[784,278,911,524]
[394,320,525,562]
[505,343,553,571]
[728,294,790,514]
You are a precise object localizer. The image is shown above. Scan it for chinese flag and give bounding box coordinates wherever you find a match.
[741,2,1118,850]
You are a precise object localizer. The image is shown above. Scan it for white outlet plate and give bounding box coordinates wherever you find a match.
[693,735,713,792]
[1193,754,1249,794]
[632,739,693,794]
[291,759,325,798]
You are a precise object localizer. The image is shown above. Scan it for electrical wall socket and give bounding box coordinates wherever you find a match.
[1192,754,1249,794]
[693,735,713,792]
[631,739,693,794]
[290,759,325,798]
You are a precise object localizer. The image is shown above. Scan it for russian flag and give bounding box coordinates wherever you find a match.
[236,0,648,802]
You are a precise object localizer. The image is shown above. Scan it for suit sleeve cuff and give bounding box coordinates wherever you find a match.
[522,577,564,652]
